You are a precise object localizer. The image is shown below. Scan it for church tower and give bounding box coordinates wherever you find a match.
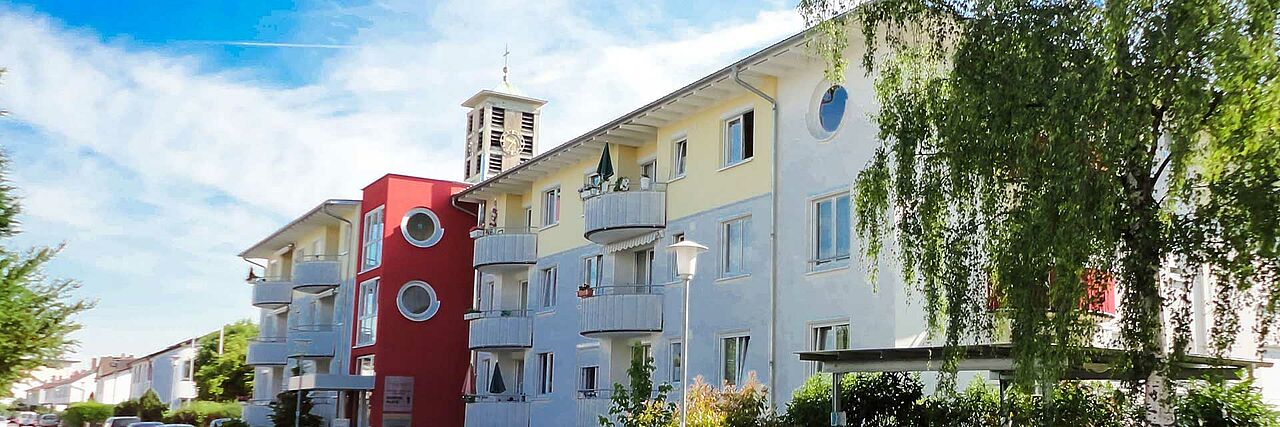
[461,51,547,184]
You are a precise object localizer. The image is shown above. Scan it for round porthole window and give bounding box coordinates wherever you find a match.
[401,207,444,248]
[397,281,441,321]
[818,85,848,133]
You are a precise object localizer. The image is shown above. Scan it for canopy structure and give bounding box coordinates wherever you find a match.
[797,343,1272,381]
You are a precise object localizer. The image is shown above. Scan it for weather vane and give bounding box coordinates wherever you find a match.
[502,43,510,82]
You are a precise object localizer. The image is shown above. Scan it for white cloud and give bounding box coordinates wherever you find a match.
[0,1,803,360]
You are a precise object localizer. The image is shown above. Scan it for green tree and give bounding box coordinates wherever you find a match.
[136,389,167,421]
[61,402,115,427]
[268,391,320,427]
[601,344,676,427]
[0,150,95,396]
[194,320,257,401]
[799,0,1280,400]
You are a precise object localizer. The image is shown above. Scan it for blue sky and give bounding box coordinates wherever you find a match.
[0,0,803,366]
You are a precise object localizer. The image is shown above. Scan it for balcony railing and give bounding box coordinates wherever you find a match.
[246,337,288,366]
[242,400,272,427]
[582,181,666,245]
[473,228,538,273]
[464,395,529,427]
[250,278,292,309]
[468,310,534,351]
[579,284,664,337]
[293,255,342,293]
[576,389,614,427]
[287,324,336,357]
[287,373,374,391]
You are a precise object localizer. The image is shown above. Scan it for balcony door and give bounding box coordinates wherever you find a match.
[635,248,655,293]
[518,281,529,311]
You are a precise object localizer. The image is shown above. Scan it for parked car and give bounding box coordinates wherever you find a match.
[160,424,194,427]
[125,422,164,427]
[103,416,141,427]
[36,414,57,427]
[14,412,37,427]
[207,419,233,427]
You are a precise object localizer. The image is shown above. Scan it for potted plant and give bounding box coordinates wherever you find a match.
[577,284,594,298]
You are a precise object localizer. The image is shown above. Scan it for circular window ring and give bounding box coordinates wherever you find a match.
[397,281,441,322]
[401,207,444,248]
[805,82,850,141]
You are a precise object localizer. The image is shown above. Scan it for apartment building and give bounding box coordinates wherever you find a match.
[93,355,135,404]
[127,339,199,409]
[240,199,365,427]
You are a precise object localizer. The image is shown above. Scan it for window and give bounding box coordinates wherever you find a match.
[401,207,444,248]
[357,355,375,376]
[583,255,603,289]
[396,281,440,322]
[537,352,555,395]
[180,360,193,381]
[721,217,749,277]
[519,281,529,310]
[356,279,378,346]
[361,207,384,270]
[818,85,849,133]
[580,366,598,393]
[721,335,750,386]
[634,343,653,367]
[541,188,561,226]
[640,160,657,180]
[723,111,754,166]
[813,324,851,351]
[670,233,686,280]
[634,249,654,286]
[524,207,534,229]
[539,267,558,308]
[671,139,688,178]
[669,341,683,383]
[813,194,851,266]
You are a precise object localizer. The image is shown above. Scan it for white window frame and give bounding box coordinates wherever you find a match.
[579,365,599,393]
[537,352,555,395]
[582,254,603,289]
[809,321,851,375]
[720,216,750,278]
[356,355,375,376]
[400,207,445,248]
[396,280,441,322]
[541,187,561,227]
[669,233,686,280]
[356,278,379,346]
[720,334,750,386]
[670,138,688,179]
[639,159,657,181]
[722,110,754,167]
[669,340,683,384]
[361,206,385,271]
[539,266,558,309]
[811,192,852,269]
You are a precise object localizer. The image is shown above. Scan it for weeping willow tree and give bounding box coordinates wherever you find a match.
[798,0,1280,400]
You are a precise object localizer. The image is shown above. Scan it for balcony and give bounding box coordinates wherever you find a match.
[467,310,533,351]
[473,229,538,273]
[243,400,272,427]
[250,279,292,309]
[287,374,374,391]
[287,325,336,357]
[582,184,666,245]
[464,395,529,427]
[576,390,613,427]
[579,285,664,337]
[292,255,342,293]
[246,338,288,366]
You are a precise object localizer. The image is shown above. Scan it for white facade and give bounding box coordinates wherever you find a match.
[127,340,199,409]
[4,360,76,406]
[95,367,133,405]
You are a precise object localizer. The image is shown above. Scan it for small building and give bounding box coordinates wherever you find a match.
[93,355,136,404]
[127,339,199,409]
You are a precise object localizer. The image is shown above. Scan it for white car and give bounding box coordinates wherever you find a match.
[14,412,37,427]
[36,414,57,427]
[103,416,141,427]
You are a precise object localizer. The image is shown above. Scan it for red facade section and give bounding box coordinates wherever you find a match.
[986,269,1118,315]
[351,174,476,427]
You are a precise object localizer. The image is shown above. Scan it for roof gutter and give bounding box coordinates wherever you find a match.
[732,64,780,411]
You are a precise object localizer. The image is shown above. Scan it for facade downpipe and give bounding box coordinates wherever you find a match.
[319,201,354,423]
[732,64,780,409]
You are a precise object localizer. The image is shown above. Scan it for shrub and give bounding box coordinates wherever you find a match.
[783,372,923,427]
[135,390,167,421]
[268,391,320,427]
[916,381,1000,427]
[113,400,138,417]
[163,409,199,426]
[61,402,114,427]
[219,419,249,427]
[1176,379,1279,427]
[601,344,676,427]
[683,373,775,427]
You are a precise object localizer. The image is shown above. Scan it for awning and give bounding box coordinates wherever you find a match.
[603,230,662,253]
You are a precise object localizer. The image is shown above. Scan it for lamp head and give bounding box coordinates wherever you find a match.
[666,239,708,280]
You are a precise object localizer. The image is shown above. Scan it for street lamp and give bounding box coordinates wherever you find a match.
[667,239,707,427]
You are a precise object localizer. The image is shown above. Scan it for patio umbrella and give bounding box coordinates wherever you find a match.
[596,143,614,183]
[461,363,476,395]
[489,361,507,394]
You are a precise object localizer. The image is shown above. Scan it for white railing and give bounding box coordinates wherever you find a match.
[583,182,666,244]
[576,389,614,427]
[473,229,537,270]
[250,280,292,308]
[464,395,530,427]
[287,324,336,357]
[579,285,664,336]
[293,255,342,292]
[246,337,288,366]
[468,310,534,350]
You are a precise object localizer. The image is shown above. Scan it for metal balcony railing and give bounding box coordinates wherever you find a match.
[467,310,534,351]
[472,228,537,272]
[579,284,664,337]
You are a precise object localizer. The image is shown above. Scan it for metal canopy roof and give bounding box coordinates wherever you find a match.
[798,343,1273,381]
[238,199,360,259]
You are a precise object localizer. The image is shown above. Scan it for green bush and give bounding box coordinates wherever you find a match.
[61,402,114,427]
[1176,379,1279,427]
[135,390,167,421]
[163,409,199,426]
[268,392,320,427]
[113,399,138,417]
[916,381,1001,427]
[782,372,923,426]
[601,344,676,427]
[167,401,241,427]
[219,419,249,427]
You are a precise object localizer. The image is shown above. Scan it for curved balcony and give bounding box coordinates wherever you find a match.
[246,337,287,366]
[287,325,336,357]
[287,374,374,391]
[467,310,533,351]
[579,285,664,337]
[464,395,529,427]
[582,185,666,245]
[473,229,538,273]
[292,255,342,293]
[250,279,292,309]
[576,390,613,427]
[243,400,272,427]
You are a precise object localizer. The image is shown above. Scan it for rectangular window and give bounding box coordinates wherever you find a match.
[810,323,850,374]
[721,217,749,277]
[723,111,754,166]
[519,280,529,310]
[537,352,555,395]
[541,188,561,226]
[640,160,657,180]
[356,355,375,376]
[634,249,654,286]
[356,279,378,346]
[524,207,534,229]
[582,255,603,289]
[539,267,558,308]
[671,139,688,178]
[670,233,686,280]
[180,360,193,381]
[721,335,750,386]
[580,366,598,393]
[813,194,852,266]
[669,341,683,383]
[361,207,384,270]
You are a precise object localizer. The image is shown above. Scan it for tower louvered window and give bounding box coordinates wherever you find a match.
[521,112,536,155]
[490,107,505,125]
[490,130,504,148]
[487,155,503,175]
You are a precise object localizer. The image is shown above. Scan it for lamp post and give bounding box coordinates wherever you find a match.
[667,239,707,427]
